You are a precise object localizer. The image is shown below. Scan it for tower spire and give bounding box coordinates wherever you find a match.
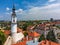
[12,0,16,14]
[11,0,17,43]
[12,4,16,13]
[11,1,17,24]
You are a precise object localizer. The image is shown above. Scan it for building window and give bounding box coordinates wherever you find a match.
[13,19,15,22]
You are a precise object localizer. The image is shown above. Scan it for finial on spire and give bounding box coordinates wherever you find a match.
[12,0,15,11]
[12,0,16,16]
[13,4,15,10]
[12,1,16,14]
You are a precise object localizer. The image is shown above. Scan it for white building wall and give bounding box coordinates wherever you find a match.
[4,36,12,45]
[12,16,17,23]
[11,23,17,43]
[34,38,38,42]
[54,29,60,43]
[11,24,17,33]
[12,32,24,43]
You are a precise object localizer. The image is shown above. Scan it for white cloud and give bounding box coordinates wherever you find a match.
[6,12,10,14]
[5,2,60,20]
[0,16,3,18]
[5,8,24,15]
[15,9,24,14]
[17,3,60,20]
[6,7,10,11]
[40,3,60,9]
[48,0,56,2]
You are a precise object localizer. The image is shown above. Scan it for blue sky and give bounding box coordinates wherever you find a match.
[0,0,60,21]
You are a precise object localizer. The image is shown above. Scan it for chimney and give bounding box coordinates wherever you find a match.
[26,35,28,41]
[49,41,51,45]
[33,38,35,43]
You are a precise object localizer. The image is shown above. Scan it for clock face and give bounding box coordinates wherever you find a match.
[57,33,60,39]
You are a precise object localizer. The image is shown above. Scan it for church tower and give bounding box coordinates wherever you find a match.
[11,5,17,33]
[11,5,17,43]
[4,3,24,45]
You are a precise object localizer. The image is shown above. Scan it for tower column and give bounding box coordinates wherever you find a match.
[11,5,18,43]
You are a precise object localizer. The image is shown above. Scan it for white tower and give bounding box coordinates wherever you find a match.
[4,4,24,45]
[11,5,24,44]
[11,5,17,43]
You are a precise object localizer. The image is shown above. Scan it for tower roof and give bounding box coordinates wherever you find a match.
[12,4,15,11]
[12,4,16,16]
[12,0,15,11]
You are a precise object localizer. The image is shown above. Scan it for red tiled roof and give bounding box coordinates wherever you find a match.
[39,24,45,27]
[45,21,60,25]
[4,27,23,35]
[12,41,26,45]
[17,27,23,33]
[28,31,40,37]
[38,40,60,45]
[27,25,35,30]
[55,21,60,24]
[4,30,10,35]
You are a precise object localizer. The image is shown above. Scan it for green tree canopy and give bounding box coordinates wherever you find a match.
[22,24,28,31]
[0,31,6,45]
[38,34,45,42]
[4,26,11,30]
[46,30,57,42]
[23,32,28,37]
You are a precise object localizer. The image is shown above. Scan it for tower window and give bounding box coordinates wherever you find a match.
[13,20,15,22]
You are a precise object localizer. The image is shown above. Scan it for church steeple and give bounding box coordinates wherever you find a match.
[12,4,16,16]
[11,4,17,43]
[11,4,17,24]
[12,0,16,14]
[10,0,24,44]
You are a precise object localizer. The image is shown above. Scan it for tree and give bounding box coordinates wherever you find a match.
[0,40,3,45]
[22,24,28,31]
[46,30,57,42]
[38,34,45,42]
[0,31,6,45]
[23,32,28,37]
[4,26,11,30]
